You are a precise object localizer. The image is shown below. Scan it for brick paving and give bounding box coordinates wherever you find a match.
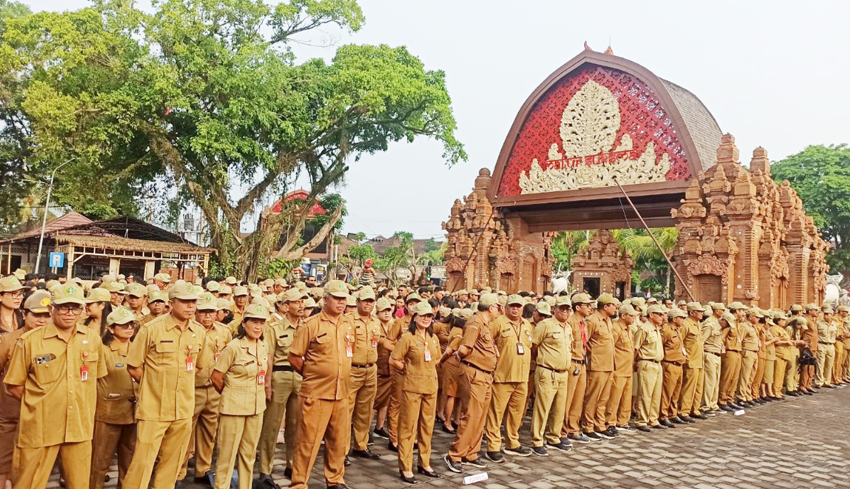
[63,385,850,488]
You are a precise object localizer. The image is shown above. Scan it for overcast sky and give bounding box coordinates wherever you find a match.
[23,0,850,239]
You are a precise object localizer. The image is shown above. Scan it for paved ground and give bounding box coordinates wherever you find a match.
[62,385,850,489]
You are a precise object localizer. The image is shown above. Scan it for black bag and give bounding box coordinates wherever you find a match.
[799,347,817,366]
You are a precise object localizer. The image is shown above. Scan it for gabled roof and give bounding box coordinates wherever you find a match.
[9,211,92,240]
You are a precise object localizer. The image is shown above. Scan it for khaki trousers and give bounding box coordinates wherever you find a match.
[347,365,377,452]
[833,342,844,382]
[679,366,704,416]
[375,373,393,410]
[844,344,850,379]
[91,421,136,489]
[605,374,632,428]
[123,418,192,489]
[816,344,835,386]
[397,390,436,473]
[214,414,262,489]
[582,370,612,433]
[719,351,741,404]
[561,362,586,437]
[785,353,799,392]
[179,385,221,479]
[737,351,757,401]
[290,396,349,489]
[484,381,528,451]
[701,352,721,411]
[387,370,404,445]
[773,357,788,393]
[259,370,301,474]
[13,441,90,489]
[660,362,682,420]
[634,360,662,427]
[530,368,568,446]
[448,365,492,462]
[751,356,765,398]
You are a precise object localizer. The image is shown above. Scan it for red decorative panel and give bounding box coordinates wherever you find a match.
[271,190,326,218]
[497,66,691,197]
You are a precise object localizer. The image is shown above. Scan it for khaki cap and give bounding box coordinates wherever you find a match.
[790,304,803,312]
[358,287,376,301]
[263,294,279,305]
[274,278,287,287]
[311,287,324,297]
[497,295,507,307]
[244,303,270,320]
[0,276,24,293]
[218,285,232,296]
[295,281,306,290]
[439,306,452,318]
[146,284,161,292]
[168,283,201,301]
[86,288,112,303]
[12,268,26,280]
[647,297,659,304]
[107,308,136,326]
[554,295,572,307]
[647,304,666,315]
[686,302,704,312]
[325,280,349,298]
[571,293,593,304]
[618,304,638,316]
[345,295,357,307]
[233,286,249,297]
[703,305,713,315]
[669,308,687,319]
[376,297,393,312]
[536,301,552,316]
[454,308,474,321]
[822,306,835,314]
[225,276,238,285]
[469,289,479,296]
[479,293,498,307]
[103,281,124,293]
[263,278,274,288]
[46,279,60,291]
[53,283,86,305]
[772,311,787,321]
[456,289,468,296]
[205,280,220,292]
[126,283,146,298]
[837,305,850,313]
[750,308,765,318]
[709,302,726,310]
[405,293,422,303]
[506,294,524,306]
[23,290,51,313]
[795,317,808,327]
[157,273,171,283]
[805,303,819,311]
[216,298,231,310]
[251,297,272,309]
[283,288,307,302]
[303,297,317,309]
[197,292,219,311]
[727,302,748,311]
[411,302,434,316]
[544,296,556,307]
[148,290,166,303]
[721,312,736,324]
[597,293,619,306]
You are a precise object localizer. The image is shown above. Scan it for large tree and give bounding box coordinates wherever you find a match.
[772,144,850,276]
[0,0,465,277]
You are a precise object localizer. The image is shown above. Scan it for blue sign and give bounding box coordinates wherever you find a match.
[49,252,65,268]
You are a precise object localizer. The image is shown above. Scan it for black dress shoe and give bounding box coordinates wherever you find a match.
[284,467,292,479]
[399,470,418,484]
[344,455,351,466]
[636,425,652,433]
[351,449,380,460]
[194,473,215,487]
[680,416,696,424]
[669,416,684,424]
[417,466,441,478]
[695,413,709,420]
[373,427,389,439]
[388,441,398,452]
[441,424,456,434]
[326,485,351,489]
[660,419,675,428]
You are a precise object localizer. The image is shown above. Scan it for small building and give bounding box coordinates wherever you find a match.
[0,213,213,281]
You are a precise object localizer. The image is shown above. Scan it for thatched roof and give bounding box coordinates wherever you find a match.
[55,234,212,255]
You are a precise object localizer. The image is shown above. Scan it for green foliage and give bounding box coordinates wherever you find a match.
[772,144,850,275]
[264,257,298,279]
[613,228,677,296]
[550,231,590,271]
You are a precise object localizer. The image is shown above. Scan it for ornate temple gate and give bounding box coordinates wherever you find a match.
[443,49,827,308]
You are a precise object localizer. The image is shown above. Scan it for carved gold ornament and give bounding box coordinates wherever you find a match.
[519,80,673,194]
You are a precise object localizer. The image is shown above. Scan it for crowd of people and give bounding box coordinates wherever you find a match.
[0,268,848,489]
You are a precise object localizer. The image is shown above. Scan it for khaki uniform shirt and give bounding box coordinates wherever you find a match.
[771,324,793,360]
[376,319,393,376]
[804,314,820,351]
[459,313,498,372]
[817,320,838,345]
[95,341,137,425]
[764,325,777,361]
[701,316,723,354]
[0,326,32,423]
[289,311,354,400]
[842,318,850,348]
[584,311,614,372]
[567,314,588,362]
[434,321,451,352]
[214,337,268,416]
[722,321,742,352]
[268,316,302,367]
[612,318,634,377]
[391,331,440,395]
[661,323,686,364]
[196,323,232,387]
[739,321,759,352]
[127,314,208,421]
[5,323,107,447]
[634,322,664,361]
[139,312,162,327]
[681,318,704,368]
[532,317,571,372]
[352,312,381,365]
[489,315,533,383]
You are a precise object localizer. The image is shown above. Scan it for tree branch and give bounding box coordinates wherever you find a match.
[274,203,344,261]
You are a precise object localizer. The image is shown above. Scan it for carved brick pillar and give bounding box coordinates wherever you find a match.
[726,167,762,305]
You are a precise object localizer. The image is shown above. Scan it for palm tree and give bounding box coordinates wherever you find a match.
[550,230,594,272]
[613,228,678,296]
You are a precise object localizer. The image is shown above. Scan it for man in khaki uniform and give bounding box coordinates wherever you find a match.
[444,294,500,473]
[125,283,150,319]
[4,284,107,489]
[816,306,838,387]
[701,303,724,414]
[582,293,618,440]
[633,304,666,431]
[287,280,354,489]
[529,296,572,456]
[659,309,687,426]
[563,293,592,443]
[800,304,820,392]
[178,292,231,483]
[484,294,533,462]
[346,287,381,460]
[138,290,168,327]
[230,286,250,334]
[719,306,744,410]
[606,303,636,432]
[841,307,850,382]
[737,307,759,406]
[833,308,846,384]
[678,302,705,420]
[372,298,395,439]
[258,288,306,483]
[123,283,208,489]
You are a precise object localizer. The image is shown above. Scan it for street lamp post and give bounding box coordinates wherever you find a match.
[34,158,74,273]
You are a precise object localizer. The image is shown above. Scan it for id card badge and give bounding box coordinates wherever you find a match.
[371,337,378,349]
[517,342,525,355]
[214,351,221,362]
[346,344,353,358]
[186,356,194,371]
[424,348,432,362]
[258,370,266,385]
[80,364,89,382]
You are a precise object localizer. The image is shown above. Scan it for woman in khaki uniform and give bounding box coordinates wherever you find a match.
[437,308,472,434]
[90,308,138,489]
[390,302,442,484]
[210,303,270,489]
[0,275,24,333]
[82,288,112,335]
[372,298,395,439]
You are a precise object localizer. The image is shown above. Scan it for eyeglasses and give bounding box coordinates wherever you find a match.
[2,291,24,298]
[56,305,83,314]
